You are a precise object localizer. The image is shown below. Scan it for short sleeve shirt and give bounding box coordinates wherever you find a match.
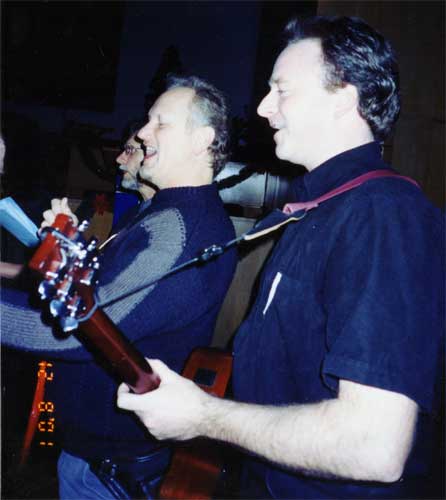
[233,142,444,499]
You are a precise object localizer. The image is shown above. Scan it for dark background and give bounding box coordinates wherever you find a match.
[1,2,318,497]
[1,1,444,498]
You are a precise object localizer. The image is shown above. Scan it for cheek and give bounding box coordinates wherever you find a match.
[161,134,181,156]
[279,98,298,124]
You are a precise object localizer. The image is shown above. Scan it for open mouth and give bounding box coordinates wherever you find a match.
[144,146,157,161]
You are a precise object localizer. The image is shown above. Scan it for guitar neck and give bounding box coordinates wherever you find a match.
[28,214,159,394]
[80,307,160,394]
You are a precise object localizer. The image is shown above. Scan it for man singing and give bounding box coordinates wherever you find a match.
[118,17,444,499]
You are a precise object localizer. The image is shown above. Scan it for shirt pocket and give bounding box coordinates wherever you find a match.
[261,271,328,397]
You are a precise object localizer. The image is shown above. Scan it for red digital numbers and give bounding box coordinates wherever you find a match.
[38,361,54,381]
[37,361,56,447]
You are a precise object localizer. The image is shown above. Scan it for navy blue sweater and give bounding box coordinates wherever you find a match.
[2,184,237,459]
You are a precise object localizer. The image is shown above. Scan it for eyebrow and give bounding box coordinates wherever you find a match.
[147,112,164,122]
[268,76,291,87]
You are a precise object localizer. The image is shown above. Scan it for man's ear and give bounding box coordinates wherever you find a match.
[192,126,215,156]
[334,83,359,119]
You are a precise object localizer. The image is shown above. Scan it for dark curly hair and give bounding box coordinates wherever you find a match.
[283,16,400,141]
[166,75,230,175]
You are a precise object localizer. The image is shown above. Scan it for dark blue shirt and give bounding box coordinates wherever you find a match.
[233,142,444,499]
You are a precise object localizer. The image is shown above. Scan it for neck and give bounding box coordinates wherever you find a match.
[139,185,156,201]
[306,125,375,172]
[160,160,213,189]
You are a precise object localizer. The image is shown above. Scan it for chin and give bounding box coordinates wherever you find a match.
[275,147,291,162]
[276,144,302,165]
[139,167,151,182]
[122,175,136,188]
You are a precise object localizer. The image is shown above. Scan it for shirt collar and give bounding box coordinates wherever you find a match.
[294,141,389,201]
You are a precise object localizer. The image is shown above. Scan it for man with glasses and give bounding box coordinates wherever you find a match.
[4,133,152,278]
[41,133,154,231]
[112,134,156,231]
[117,136,147,193]
[2,75,237,499]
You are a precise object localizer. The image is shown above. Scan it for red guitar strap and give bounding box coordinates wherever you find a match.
[283,169,419,214]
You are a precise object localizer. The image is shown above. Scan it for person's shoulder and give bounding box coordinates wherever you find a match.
[337,177,444,247]
[348,175,440,218]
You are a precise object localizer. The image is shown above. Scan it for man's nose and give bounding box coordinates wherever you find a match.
[138,122,152,143]
[116,151,128,165]
[257,89,276,118]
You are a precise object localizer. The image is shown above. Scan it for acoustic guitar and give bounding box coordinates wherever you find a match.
[26,213,232,499]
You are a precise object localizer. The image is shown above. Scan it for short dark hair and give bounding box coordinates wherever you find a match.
[283,16,400,141]
[166,75,230,175]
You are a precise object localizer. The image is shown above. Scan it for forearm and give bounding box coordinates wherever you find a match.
[0,262,23,279]
[1,287,89,359]
[201,397,367,480]
[200,386,415,482]
[118,364,416,484]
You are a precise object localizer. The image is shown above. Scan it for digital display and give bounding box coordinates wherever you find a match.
[36,361,56,447]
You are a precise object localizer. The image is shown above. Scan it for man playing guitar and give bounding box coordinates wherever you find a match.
[1,75,237,499]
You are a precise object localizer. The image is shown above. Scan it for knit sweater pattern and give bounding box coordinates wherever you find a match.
[1,184,237,459]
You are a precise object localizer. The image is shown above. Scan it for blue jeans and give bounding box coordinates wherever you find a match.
[58,450,116,499]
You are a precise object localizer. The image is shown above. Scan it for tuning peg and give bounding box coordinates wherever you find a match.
[50,299,79,332]
[49,299,67,318]
[79,268,95,286]
[78,220,89,233]
[86,238,98,252]
[91,256,100,270]
[38,281,55,300]
[60,316,79,332]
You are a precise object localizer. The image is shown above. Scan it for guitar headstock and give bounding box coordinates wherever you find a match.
[29,214,101,332]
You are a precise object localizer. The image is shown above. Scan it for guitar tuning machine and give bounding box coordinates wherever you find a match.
[49,294,82,332]
[38,280,56,301]
[60,316,79,332]
[50,301,79,332]
[79,268,96,286]
[78,220,90,233]
[86,238,98,252]
[61,295,82,332]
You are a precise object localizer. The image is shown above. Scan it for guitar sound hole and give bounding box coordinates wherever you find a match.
[194,368,216,387]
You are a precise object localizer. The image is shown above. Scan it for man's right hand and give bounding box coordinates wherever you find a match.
[41,197,78,230]
[117,359,212,441]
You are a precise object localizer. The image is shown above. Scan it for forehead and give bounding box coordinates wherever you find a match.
[149,87,195,116]
[271,38,324,84]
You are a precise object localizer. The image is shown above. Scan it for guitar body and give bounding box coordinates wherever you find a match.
[159,348,233,500]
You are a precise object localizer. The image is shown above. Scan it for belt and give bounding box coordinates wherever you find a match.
[89,447,171,499]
